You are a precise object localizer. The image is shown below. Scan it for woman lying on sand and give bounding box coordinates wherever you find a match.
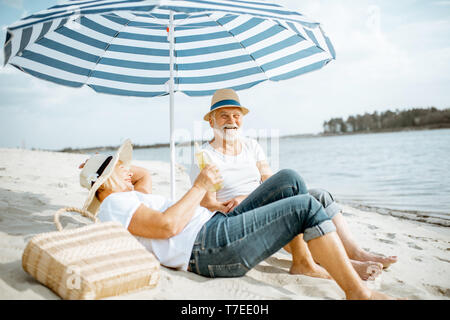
[78,140,401,300]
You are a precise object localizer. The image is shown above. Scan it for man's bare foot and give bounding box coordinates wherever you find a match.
[368,290,407,300]
[289,262,332,279]
[352,250,398,268]
[346,288,404,300]
[351,260,383,280]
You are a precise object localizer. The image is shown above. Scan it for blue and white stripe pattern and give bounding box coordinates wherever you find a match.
[4,0,336,97]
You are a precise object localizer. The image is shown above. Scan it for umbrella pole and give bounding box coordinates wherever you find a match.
[169,10,176,201]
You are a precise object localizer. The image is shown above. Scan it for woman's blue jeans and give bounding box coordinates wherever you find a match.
[188,169,336,278]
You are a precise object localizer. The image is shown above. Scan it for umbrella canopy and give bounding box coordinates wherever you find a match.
[3,0,335,200]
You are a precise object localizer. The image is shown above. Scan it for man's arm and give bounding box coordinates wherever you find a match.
[130,165,152,194]
[222,160,273,212]
[257,160,273,182]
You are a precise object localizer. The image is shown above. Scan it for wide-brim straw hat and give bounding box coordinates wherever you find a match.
[203,88,249,121]
[80,139,133,215]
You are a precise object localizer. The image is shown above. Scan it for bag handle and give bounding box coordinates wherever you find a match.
[54,207,99,231]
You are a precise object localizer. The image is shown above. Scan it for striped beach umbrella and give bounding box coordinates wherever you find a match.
[3,0,335,201]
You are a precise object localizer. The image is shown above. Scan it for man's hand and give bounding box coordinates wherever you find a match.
[199,190,229,213]
[222,195,247,213]
[214,201,233,213]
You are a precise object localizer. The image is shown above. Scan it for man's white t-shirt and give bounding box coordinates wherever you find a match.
[189,137,266,202]
[97,191,213,271]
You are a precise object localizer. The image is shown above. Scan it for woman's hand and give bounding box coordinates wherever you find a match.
[194,165,223,192]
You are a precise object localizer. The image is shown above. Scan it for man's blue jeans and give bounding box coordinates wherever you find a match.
[188,169,336,278]
[309,188,341,219]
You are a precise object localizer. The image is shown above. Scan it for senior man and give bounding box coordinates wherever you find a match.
[189,89,397,280]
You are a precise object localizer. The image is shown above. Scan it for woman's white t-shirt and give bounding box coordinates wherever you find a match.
[189,137,266,202]
[97,191,214,271]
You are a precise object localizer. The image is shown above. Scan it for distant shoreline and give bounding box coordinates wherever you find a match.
[318,123,450,138]
[338,201,450,228]
[57,125,450,154]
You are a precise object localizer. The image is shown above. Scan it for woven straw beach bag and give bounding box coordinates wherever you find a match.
[22,207,160,300]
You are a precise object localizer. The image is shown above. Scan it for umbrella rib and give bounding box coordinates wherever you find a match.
[84,10,177,97]
[85,13,137,85]
[205,13,269,83]
[208,15,330,83]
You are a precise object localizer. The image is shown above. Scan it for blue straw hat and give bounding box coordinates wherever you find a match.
[203,88,249,121]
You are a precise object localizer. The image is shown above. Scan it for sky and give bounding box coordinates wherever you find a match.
[0,0,449,150]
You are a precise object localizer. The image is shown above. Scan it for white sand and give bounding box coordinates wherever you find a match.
[0,148,449,300]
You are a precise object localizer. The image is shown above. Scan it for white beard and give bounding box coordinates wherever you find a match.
[213,125,242,141]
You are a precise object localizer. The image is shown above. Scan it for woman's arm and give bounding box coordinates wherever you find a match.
[130,165,152,194]
[128,165,222,239]
[128,185,207,239]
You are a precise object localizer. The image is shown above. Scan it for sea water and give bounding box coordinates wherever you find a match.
[130,129,450,224]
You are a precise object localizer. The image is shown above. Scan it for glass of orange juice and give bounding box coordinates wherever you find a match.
[195,143,222,191]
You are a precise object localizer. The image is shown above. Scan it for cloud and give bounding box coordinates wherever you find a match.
[20,9,28,19]
[433,0,450,5]
[2,0,23,10]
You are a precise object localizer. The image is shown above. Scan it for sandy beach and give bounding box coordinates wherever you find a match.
[0,148,449,300]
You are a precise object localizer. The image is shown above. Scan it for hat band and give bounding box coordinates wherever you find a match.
[210,99,241,112]
[92,156,113,186]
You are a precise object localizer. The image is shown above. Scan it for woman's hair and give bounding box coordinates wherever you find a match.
[95,160,128,199]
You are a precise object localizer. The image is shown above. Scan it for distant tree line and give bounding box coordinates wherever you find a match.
[323,107,450,134]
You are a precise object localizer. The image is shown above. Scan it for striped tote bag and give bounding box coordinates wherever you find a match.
[22,207,160,300]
